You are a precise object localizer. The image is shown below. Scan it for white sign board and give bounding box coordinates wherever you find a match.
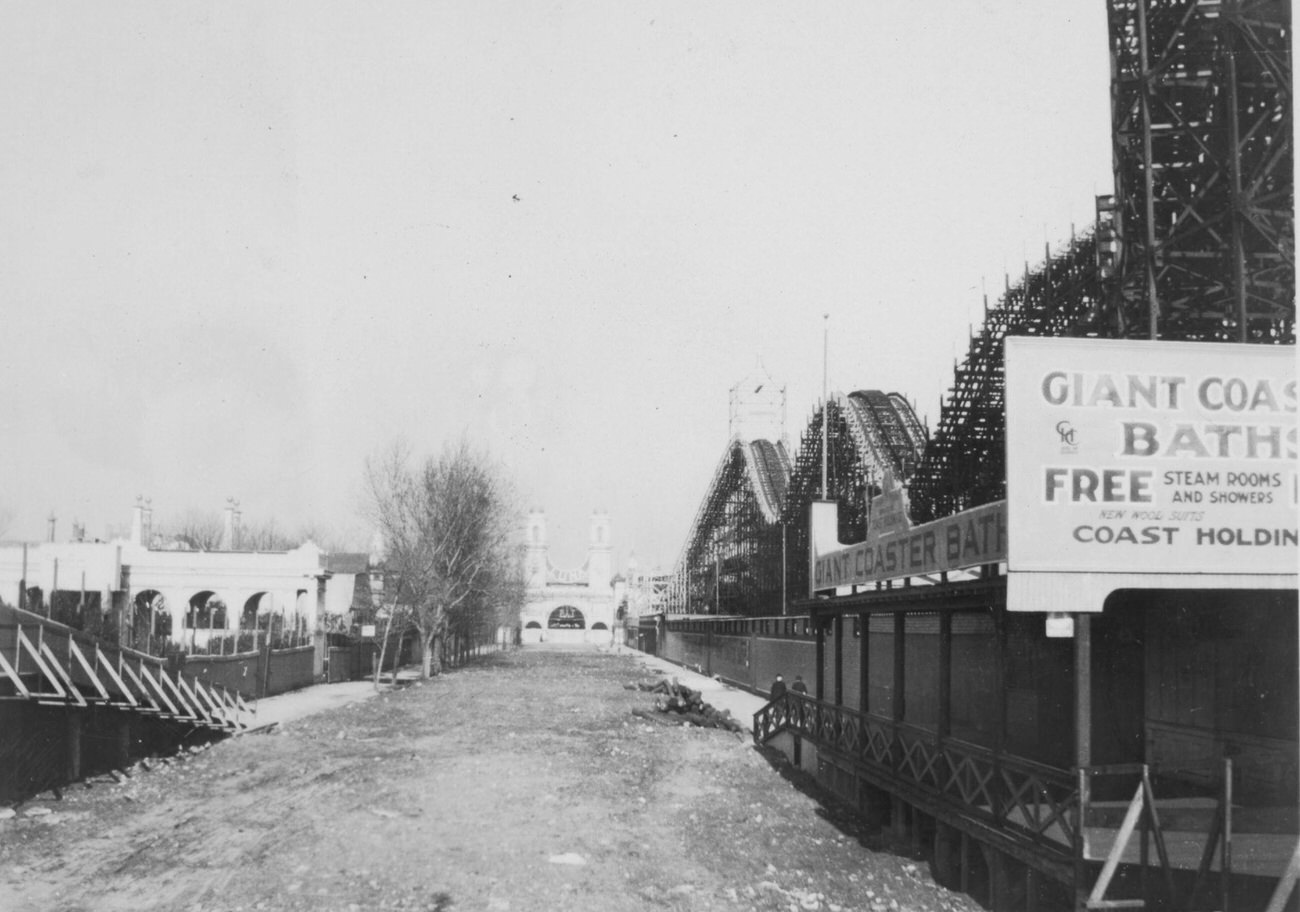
[361,624,377,637]
[1005,337,1296,576]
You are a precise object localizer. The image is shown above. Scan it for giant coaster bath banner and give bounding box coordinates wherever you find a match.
[1004,337,1297,576]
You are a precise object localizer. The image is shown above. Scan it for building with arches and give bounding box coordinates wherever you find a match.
[519,510,617,644]
[0,501,365,664]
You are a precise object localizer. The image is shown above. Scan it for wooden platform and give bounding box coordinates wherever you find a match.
[1002,798,1298,878]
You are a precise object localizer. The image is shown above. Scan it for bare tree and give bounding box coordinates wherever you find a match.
[365,438,523,679]
[239,518,298,551]
[158,509,224,551]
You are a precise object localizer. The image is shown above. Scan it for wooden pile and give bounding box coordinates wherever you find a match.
[627,677,744,733]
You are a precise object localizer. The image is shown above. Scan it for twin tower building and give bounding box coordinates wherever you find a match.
[519,510,622,644]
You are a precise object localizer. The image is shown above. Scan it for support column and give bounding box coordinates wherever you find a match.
[834,614,843,706]
[986,847,1010,912]
[859,611,869,714]
[313,576,328,677]
[993,607,1009,830]
[1075,614,1092,770]
[995,607,1008,755]
[1073,613,1093,912]
[892,613,905,725]
[939,612,952,740]
[66,711,83,782]
[815,613,825,701]
[114,716,132,770]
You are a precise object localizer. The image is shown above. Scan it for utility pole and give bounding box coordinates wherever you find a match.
[821,313,829,499]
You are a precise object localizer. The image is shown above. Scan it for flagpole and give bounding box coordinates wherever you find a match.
[821,313,829,499]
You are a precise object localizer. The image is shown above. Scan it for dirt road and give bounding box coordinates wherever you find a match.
[0,645,979,912]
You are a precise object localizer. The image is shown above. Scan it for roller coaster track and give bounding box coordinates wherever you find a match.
[743,439,791,523]
[678,436,791,570]
[837,390,927,484]
[670,392,925,615]
[669,0,1293,607]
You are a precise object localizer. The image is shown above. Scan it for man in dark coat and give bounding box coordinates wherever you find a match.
[770,674,787,700]
[791,675,808,694]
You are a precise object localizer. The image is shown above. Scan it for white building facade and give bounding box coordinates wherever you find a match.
[519,510,617,645]
[0,502,356,656]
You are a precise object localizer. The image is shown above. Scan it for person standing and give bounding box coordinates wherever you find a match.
[791,675,808,695]
[770,673,787,700]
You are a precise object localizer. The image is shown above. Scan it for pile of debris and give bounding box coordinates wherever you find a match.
[628,677,744,733]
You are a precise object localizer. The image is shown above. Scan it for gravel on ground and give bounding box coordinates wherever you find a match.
[0,644,984,912]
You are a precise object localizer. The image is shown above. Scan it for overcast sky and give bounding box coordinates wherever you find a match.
[0,2,1112,570]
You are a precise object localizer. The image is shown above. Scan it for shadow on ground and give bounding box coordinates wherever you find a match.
[754,742,922,859]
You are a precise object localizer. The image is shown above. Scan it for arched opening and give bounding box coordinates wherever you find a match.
[252,593,289,647]
[241,592,267,631]
[548,606,585,629]
[185,591,228,655]
[131,589,169,653]
[240,592,272,652]
[186,591,227,629]
[525,621,542,629]
[591,622,608,631]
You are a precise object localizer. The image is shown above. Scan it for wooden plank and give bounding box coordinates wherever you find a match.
[1263,839,1300,912]
[1089,782,1145,906]
[16,627,67,700]
[118,660,157,711]
[0,648,31,697]
[138,663,181,717]
[38,640,84,706]
[95,647,137,707]
[1141,768,1177,903]
[169,673,207,724]
[68,639,110,702]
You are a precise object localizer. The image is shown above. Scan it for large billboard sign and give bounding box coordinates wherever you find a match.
[1004,337,1297,576]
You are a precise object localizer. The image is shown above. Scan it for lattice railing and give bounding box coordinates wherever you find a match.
[755,693,1080,849]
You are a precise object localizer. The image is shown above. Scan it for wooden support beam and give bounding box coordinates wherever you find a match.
[118,661,162,714]
[66,711,83,781]
[893,613,905,724]
[137,663,181,718]
[1264,839,1300,912]
[859,612,869,715]
[15,627,68,701]
[938,612,952,740]
[815,613,825,701]
[1075,614,1091,770]
[988,847,1009,912]
[834,614,843,706]
[95,647,136,707]
[67,638,110,702]
[1089,782,1144,907]
[0,648,31,698]
[174,674,212,725]
[114,716,131,770]
[38,640,85,707]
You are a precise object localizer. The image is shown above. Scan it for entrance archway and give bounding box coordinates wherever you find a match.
[547,606,586,630]
[546,605,587,644]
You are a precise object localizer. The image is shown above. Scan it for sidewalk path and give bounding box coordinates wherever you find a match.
[241,668,421,729]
